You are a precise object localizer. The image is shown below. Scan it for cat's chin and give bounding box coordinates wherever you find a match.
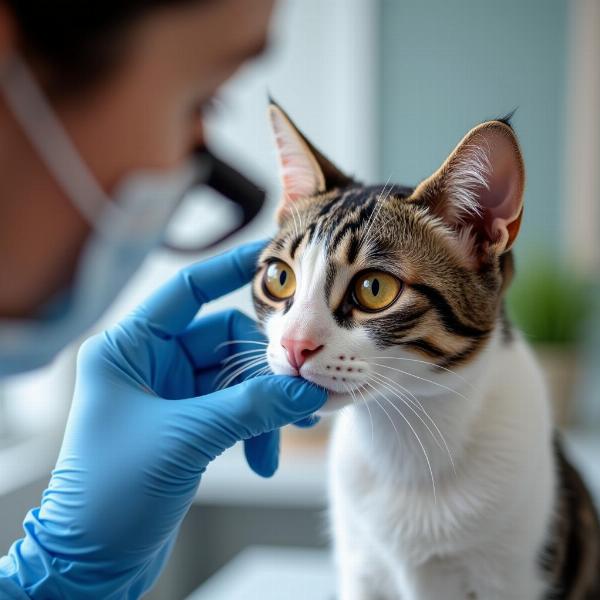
[268,363,360,414]
[299,378,356,415]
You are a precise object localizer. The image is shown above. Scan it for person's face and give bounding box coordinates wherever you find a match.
[0,0,275,318]
[57,0,276,191]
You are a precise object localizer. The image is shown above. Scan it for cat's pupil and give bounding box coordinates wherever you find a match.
[371,278,380,296]
[279,271,287,286]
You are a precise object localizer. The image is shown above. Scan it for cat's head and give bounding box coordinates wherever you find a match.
[252,102,524,411]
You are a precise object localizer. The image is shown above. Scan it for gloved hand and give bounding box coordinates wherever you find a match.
[0,241,326,600]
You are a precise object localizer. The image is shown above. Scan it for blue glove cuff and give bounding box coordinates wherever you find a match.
[0,560,31,600]
[0,508,176,600]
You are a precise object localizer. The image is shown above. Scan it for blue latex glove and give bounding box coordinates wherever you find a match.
[0,241,326,600]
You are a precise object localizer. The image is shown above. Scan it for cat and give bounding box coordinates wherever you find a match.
[250,101,600,599]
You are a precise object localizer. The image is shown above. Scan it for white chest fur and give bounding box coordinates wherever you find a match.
[327,333,556,600]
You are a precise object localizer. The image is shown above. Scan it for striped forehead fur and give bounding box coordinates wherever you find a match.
[281,187,482,275]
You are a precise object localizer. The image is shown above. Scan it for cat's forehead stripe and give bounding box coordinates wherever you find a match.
[326,198,378,260]
[289,233,304,259]
[323,260,337,307]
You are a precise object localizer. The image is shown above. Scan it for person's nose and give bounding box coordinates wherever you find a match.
[281,338,324,370]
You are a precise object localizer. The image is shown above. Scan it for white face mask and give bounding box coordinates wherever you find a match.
[0,56,264,376]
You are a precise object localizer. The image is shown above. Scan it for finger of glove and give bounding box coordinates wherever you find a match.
[132,240,265,335]
[182,377,327,458]
[293,415,321,428]
[218,377,327,437]
[179,309,266,370]
[244,430,280,478]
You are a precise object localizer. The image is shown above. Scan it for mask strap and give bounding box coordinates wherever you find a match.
[0,54,110,225]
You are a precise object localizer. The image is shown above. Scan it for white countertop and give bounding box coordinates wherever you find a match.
[194,431,328,508]
[186,546,335,600]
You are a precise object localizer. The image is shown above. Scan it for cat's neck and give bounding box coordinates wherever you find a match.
[347,329,504,485]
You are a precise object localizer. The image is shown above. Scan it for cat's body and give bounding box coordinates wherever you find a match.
[329,328,554,599]
[251,102,600,599]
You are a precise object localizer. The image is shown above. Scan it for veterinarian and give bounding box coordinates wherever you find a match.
[0,1,326,597]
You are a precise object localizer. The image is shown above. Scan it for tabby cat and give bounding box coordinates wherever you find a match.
[250,102,600,599]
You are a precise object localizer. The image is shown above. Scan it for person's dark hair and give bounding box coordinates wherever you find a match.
[5,1,198,94]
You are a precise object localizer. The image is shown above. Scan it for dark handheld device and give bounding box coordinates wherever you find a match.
[162,146,266,253]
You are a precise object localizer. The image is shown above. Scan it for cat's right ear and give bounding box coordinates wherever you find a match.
[410,119,525,256]
[268,101,352,223]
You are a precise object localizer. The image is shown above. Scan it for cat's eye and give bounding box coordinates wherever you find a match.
[263,260,297,300]
[353,271,401,312]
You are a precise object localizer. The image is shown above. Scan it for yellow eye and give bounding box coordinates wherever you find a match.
[263,260,296,300]
[354,271,401,312]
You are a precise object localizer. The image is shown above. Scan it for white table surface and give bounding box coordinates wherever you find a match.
[186,546,335,600]
[194,436,328,508]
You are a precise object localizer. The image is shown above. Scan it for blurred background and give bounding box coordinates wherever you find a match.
[1,0,599,598]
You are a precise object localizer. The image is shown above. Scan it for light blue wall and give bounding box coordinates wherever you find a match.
[379,0,567,257]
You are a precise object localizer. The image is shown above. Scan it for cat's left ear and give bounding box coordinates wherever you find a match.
[411,120,525,255]
[268,100,353,222]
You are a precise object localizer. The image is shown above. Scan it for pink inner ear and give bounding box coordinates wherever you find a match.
[472,128,524,250]
[270,106,325,204]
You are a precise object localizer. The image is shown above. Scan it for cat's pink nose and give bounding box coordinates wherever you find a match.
[281,338,324,370]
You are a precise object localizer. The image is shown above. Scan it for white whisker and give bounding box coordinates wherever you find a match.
[217,360,268,391]
[216,339,269,350]
[345,382,358,409]
[290,201,305,239]
[369,373,444,452]
[371,370,456,475]
[354,384,375,445]
[365,381,437,503]
[372,362,469,402]
[221,348,267,366]
[361,175,391,243]
[371,355,476,390]
[363,381,403,450]
[216,357,267,390]
[361,175,394,247]
[248,365,272,380]
[343,383,362,439]
[215,352,267,385]
[363,175,392,234]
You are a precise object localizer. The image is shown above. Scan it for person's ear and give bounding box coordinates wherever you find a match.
[268,100,353,224]
[410,119,525,256]
[0,4,16,67]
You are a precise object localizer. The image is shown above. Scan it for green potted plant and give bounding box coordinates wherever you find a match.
[507,258,592,426]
